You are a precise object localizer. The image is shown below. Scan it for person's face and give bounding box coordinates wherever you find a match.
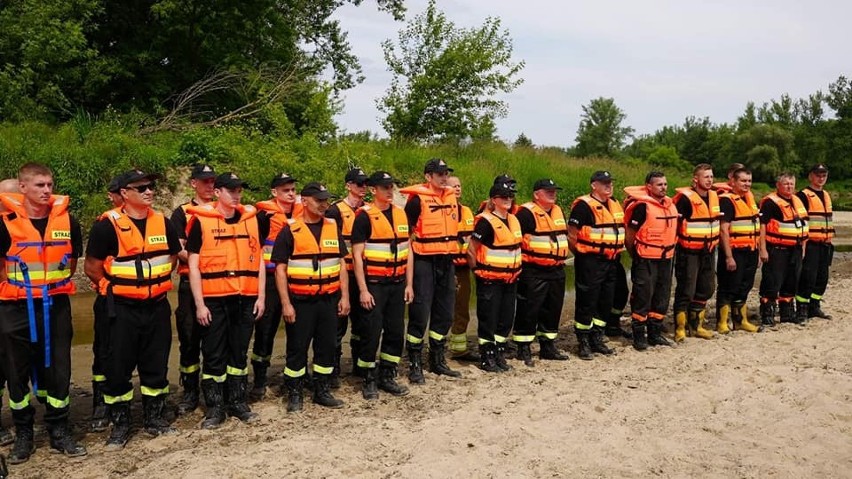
[191,177,215,201]
[446,177,462,198]
[304,195,329,216]
[776,177,796,197]
[534,188,558,208]
[371,184,395,204]
[346,180,367,199]
[492,195,513,212]
[693,169,714,191]
[731,172,752,195]
[20,174,53,208]
[591,180,613,200]
[810,171,828,188]
[646,176,668,200]
[216,186,242,208]
[122,180,156,207]
[426,171,449,188]
[271,183,297,204]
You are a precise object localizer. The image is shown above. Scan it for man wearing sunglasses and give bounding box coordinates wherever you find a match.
[85,169,182,450]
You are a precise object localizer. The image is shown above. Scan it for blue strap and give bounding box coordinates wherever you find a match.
[42,286,51,368]
[16,260,40,395]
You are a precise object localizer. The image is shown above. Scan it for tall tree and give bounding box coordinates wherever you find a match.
[574,97,634,157]
[378,0,524,142]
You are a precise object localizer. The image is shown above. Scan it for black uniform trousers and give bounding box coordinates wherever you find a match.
[104,297,171,402]
[513,266,565,342]
[674,246,716,312]
[92,293,110,382]
[251,275,281,368]
[407,254,455,347]
[175,276,202,375]
[797,241,833,303]
[358,280,406,368]
[716,248,759,305]
[0,295,72,427]
[759,245,802,301]
[284,293,339,378]
[336,272,362,356]
[200,295,257,381]
[630,257,673,322]
[475,278,517,344]
[574,253,618,330]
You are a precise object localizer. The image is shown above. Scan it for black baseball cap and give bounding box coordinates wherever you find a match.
[107,173,126,193]
[493,174,517,185]
[345,168,369,183]
[300,182,334,200]
[118,169,161,188]
[190,164,216,180]
[424,158,453,174]
[270,172,297,188]
[810,164,829,174]
[214,172,249,189]
[590,170,614,183]
[489,182,516,198]
[367,171,396,187]
[533,178,562,191]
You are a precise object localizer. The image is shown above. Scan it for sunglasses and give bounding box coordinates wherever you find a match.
[125,182,156,193]
[352,181,367,187]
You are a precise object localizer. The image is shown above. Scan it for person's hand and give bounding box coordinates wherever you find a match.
[360,290,375,310]
[404,286,414,304]
[282,302,296,324]
[196,305,212,326]
[253,297,265,321]
[338,297,350,317]
[726,256,737,272]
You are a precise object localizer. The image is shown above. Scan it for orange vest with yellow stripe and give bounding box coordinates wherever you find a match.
[719,191,759,250]
[256,199,303,271]
[287,218,342,295]
[673,187,721,252]
[761,193,809,247]
[520,202,570,266]
[188,203,261,297]
[452,205,474,267]
[332,200,360,272]
[624,186,678,260]
[473,212,522,282]
[799,187,833,243]
[102,208,173,299]
[571,196,625,260]
[0,194,76,300]
[400,184,458,255]
[360,204,410,281]
[175,202,197,276]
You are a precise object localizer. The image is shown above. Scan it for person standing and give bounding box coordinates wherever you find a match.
[759,173,809,326]
[567,172,625,360]
[716,167,760,333]
[399,159,461,383]
[186,172,267,428]
[0,178,21,448]
[85,169,181,450]
[351,171,413,399]
[624,172,679,350]
[170,164,215,415]
[0,164,86,463]
[250,172,302,400]
[325,168,368,385]
[796,164,834,321]
[514,178,572,365]
[671,164,721,341]
[447,176,479,362]
[273,182,350,412]
[468,181,523,372]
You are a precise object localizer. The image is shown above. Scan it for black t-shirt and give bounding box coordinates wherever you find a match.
[796,187,825,212]
[86,214,182,260]
[514,206,538,234]
[627,203,647,230]
[351,207,395,244]
[270,220,348,264]
[567,199,600,228]
[471,214,510,247]
[759,196,787,225]
[404,195,422,230]
[0,214,84,258]
[170,201,197,240]
[184,210,270,254]
[719,196,735,223]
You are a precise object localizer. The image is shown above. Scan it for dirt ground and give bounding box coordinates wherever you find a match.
[3,217,852,478]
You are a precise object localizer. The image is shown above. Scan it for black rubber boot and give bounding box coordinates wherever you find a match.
[90,380,109,432]
[575,331,594,360]
[329,352,342,390]
[428,339,462,377]
[479,343,500,372]
[362,368,379,401]
[779,301,798,324]
[647,320,671,347]
[539,339,569,360]
[516,342,534,367]
[631,321,648,351]
[759,301,777,330]
[796,302,810,324]
[590,327,615,355]
[377,363,410,396]
[227,376,259,423]
[495,343,512,372]
[605,310,632,339]
[250,361,268,401]
[284,377,304,413]
[177,371,200,416]
[47,420,87,457]
[407,346,425,384]
[142,395,178,436]
[7,426,35,464]
[809,299,832,319]
[104,402,132,451]
[200,379,226,430]
[0,405,13,446]
[312,374,344,409]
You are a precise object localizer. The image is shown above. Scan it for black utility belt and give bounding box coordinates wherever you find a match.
[290,293,339,302]
[112,293,168,306]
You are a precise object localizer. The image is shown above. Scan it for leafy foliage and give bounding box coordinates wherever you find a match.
[574,97,634,158]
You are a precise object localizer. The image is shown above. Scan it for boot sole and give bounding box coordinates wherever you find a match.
[104,441,128,452]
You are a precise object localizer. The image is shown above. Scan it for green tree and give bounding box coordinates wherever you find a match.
[514,132,533,148]
[378,0,524,142]
[574,97,634,157]
[733,124,798,182]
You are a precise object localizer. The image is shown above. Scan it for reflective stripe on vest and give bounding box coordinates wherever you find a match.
[674,188,721,251]
[452,205,475,266]
[257,199,303,270]
[333,200,358,271]
[103,209,173,300]
[473,212,522,282]
[624,188,678,260]
[520,202,570,266]
[761,193,809,247]
[799,188,833,243]
[287,218,342,295]
[176,202,194,276]
[361,204,410,281]
[571,196,625,260]
[399,184,459,255]
[188,203,261,297]
[719,192,759,250]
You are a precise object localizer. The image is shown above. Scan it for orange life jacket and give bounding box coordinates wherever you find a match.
[719,191,759,250]
[623,186,678,260]
[286,218,342,295]
[799,187,833,243]
[399,184,458,255]
[761,193,809,247]
[452,204,475,267]
[570,195,625,260]
[360,204,410,281]
[519,201,570,266]
[175,201,198,276]
[187,203,261,297]
[673,187,721,252]
[102,208,173,300]
[256,199,304,271]
[0,194,76,300]
[332,200,360,272]
[473,212,522,282]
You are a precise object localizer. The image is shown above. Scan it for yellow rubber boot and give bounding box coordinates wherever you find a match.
[716,304,731,334]
[737,304,759,333]
[674,311,687,342]
[693,310,715,339]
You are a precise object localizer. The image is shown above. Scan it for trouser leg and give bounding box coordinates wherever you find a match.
[103,302,142,404]
[513,271,548,343]
[650,259,673,319]
[358,283,387,369]
[136,299,172,399]
[450,267,472,354]
[673,247,699,313]
[284,299,317,379]
[379,282,406,366]
[475,279,501,345]
[176,277,201,375]
[0,302,36,425]
[40,296,73,425]
[227,296,257,379]
[251,279,281,371]
[92,294,110,382]
[428,257,456,340]
[575,254,607,332]
[406,256,435,348]
[200,298,230,382]
[760,246,790,301]
[312,296,339,375]
[812,243,833,299]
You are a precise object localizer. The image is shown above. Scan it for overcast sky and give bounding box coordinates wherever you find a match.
[331,0,851,147]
